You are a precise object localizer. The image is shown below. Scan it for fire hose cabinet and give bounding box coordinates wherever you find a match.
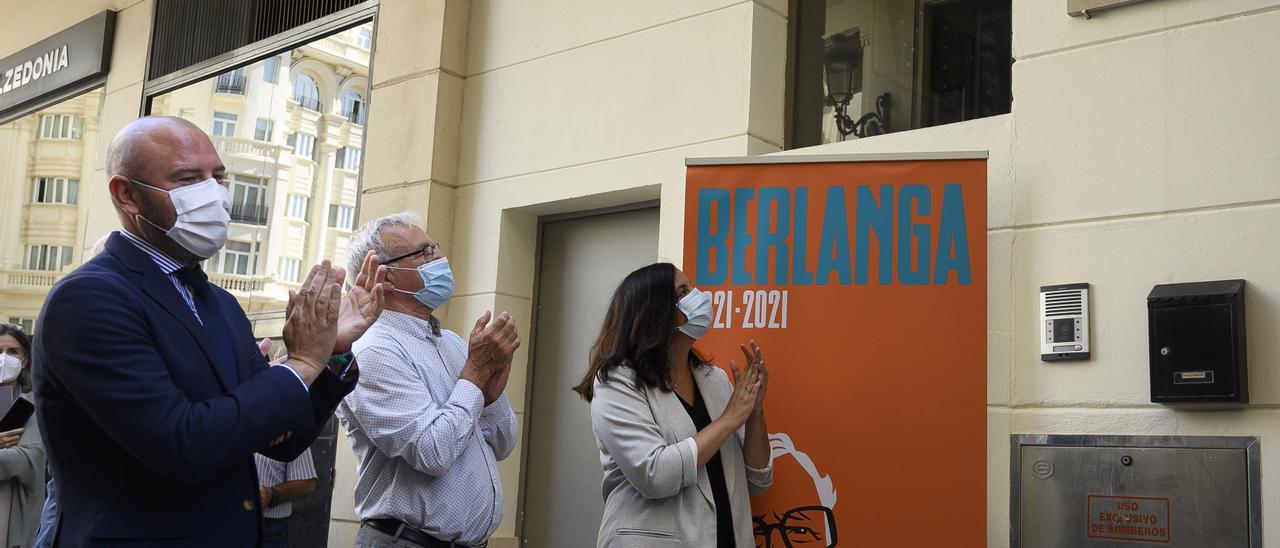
[1147,279,1247,403]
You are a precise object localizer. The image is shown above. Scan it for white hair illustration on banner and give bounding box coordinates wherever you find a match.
[754,432,839,547]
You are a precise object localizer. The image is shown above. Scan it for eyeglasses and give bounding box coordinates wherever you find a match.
[753,506,837,548]
[381,242,442,266]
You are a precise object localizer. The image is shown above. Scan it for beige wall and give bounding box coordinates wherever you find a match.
[6,0,1280,547]
[340,1,786,545]
[775,1,1280,546]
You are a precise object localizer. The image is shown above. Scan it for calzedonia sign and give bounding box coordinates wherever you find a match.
[0,11,115,123]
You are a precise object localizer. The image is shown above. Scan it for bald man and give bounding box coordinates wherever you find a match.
[32,116,387,547]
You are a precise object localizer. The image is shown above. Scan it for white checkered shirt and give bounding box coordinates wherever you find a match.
[338,311,517,546]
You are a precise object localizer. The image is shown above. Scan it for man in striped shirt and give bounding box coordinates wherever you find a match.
[33,116,388,546]
[255,449,318,548]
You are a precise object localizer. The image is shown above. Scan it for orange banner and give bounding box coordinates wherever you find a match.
[683,154,987,547]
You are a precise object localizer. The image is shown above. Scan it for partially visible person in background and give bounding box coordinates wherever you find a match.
[255,449,318,548]
[0,324,45,548]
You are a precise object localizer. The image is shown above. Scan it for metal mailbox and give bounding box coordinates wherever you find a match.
[1011,435,1261,547]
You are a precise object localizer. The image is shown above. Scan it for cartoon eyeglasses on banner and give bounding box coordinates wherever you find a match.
[754,433,838,548]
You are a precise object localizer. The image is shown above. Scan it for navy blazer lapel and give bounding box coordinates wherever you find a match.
[105,233,231,392]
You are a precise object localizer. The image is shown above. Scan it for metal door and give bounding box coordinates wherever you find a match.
[520,207,660,547]
[1012,435,1261,548]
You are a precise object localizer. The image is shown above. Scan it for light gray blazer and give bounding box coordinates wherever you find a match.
[591,364,772,547]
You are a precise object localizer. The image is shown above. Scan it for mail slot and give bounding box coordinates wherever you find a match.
[1147,279,1247,403]
[1011,435,1261,547]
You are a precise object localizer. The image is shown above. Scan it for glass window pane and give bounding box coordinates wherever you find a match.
[67,180,79,204]
[790,0,1011,147]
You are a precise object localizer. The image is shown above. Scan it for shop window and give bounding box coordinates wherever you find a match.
[212,112,238,137]
[31,177,79,205]
[39,114,83,140]
[24,244,73,271]
[328,204,355,230]
[788,0,1011,147]
[292,74,321,111]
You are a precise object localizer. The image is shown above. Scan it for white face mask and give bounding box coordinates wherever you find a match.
[131,178,231,259]
[676,288,714,339]
[0,354,22,385]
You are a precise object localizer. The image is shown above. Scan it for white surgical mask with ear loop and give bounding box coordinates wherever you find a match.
[0,354,21,385]
[676,287,714,339]
[131,177,231,259]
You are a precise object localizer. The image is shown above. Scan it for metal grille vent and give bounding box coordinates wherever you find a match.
[148,0,368,81]
[1044,290,1084,317]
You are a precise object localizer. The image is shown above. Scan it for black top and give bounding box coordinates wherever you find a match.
[678,387,735,548]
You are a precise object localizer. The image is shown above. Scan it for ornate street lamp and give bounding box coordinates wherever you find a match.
[823,29,890,139]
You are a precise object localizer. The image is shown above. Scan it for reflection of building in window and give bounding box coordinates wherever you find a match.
[7,318,34,335]
[0,88,102,328]
[25,245,74,271]
[340,90,366,124]
[335,147,362,170]
[292,74,322,111]
[328,204,355,230]
[789,0,1011,147]
[229,175,269,225]
[0,23,371,333]
[212,111,238,137]
[39,114,83,140]
[254,118,275,141]
[279,257,301,283]
[263,56,280,84]
[31,177,79,205]
[289,132,316,159]
[355,27,373,50]
[216,68,247,94]
[211,241,259,275]
[286,194,310,219]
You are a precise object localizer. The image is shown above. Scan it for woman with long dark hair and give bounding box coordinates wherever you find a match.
[0,324,45,547]
[575,263,771,547]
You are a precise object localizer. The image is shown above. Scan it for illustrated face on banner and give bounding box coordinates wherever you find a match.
[683,156,987,546]
[754,432,838,548]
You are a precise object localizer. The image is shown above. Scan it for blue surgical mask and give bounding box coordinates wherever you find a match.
[388,257,454,309]
[676,287,714,339]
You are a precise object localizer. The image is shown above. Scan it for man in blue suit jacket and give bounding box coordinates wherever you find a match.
[32,117,387,547]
